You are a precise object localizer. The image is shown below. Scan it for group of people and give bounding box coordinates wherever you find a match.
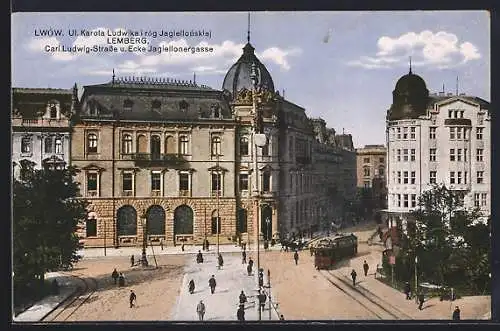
[111,268,126,287]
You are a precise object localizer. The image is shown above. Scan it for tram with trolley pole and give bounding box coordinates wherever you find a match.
[312,233,358,270]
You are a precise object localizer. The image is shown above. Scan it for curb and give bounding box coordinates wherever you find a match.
[40,286,80,321]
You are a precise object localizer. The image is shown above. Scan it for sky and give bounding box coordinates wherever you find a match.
[11,11,490,148]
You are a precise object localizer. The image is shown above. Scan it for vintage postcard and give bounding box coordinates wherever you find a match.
[11,11,491,322]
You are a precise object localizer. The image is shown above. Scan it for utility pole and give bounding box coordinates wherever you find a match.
[415,255,418,302]
[268,269,272,320]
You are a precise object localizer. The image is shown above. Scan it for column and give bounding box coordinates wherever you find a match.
[272,202,279,239]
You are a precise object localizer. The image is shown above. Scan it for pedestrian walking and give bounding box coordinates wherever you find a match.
[452,306,461,320]
[239,290,247,305]
[205,239,210,251]
[279,314,285,320]
[111,268,119,284]
[237,304,245,321]
[218,253,224,269]
[118,272,125,287]
[258,270,264,287]
[242,250,247,264]
[257,289,267,312]
[129,290,136,308]
[363,260,369,276]
[404,282,411,300]
[248,257,254,269]
[130,255,135,267]
[188,279,195,294]
[418,292,425,310]
[293,250,299,265]
[209,275,217,294]
[196,250,204,263]
[196,300,206,321]
[181,243,185,252]
[160,238,164,250]
[350,269,357,286]
[247,263,253,276]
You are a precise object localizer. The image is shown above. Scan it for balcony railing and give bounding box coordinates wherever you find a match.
[132,153,187,167]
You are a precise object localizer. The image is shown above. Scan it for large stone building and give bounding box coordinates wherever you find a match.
[64,39,357,248]
[12,88,76,176]
[384,68,491,234]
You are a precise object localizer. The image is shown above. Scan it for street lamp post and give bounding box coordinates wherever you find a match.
[266,217,271,244]
[141,216,148,266]
[414,255,418,301]
[216,153,220,257]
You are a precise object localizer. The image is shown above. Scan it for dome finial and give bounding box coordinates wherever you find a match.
[409,56,412,74]
[247,12,251,43]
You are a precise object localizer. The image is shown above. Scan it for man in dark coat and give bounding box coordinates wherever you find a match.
[196,250,204,263]
[188,279,195,294]
[237,304,245,321]
[363,260,369,276]
[130,255,135,267]
[239,290,247,305]
[242,250,247,264]
[452,306,461,320]
[294,251,299,265]
[205,239,210,251]
[247,263,253,276]
[218,253,224,269]
[418,293,425,310]
[129,290,136,308]
[404,282,411,300]
[351,269,357,286]
[257,289,267,312]
[258,270,264,287]
[111,268,119,284]
[209,275,217,294]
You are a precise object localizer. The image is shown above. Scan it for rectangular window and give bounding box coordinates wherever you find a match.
[364,180,370,188]
[474,193,480,207]
[403,127,408,139]
[464,149,468,162]
[123,173,133,191]
[448,110,453,118]
[379,157,384,163]
[151,172,161,191]
[179,173,189,191]
[457,149,462,161]
[464,171,468,184]
[21,137,31,153]
[477,171,484,184]
[450,149,455,161]
[86,219,97,237]
[449,127,455,140]
[456,127,462,140]
[457,171,462,184]
[212,173,221,192]
[397,149,401,162]
[403,194,409,208]
[429,171,437,184]
[87,133,98,153]
[363,157,370,164]
[411,171,416,184]
[476,127,483,140]
[397,171,401,184]
[403,149,408,162]
[411,194,416,208]
[397,127,401,139]
[410,149,416,161]
[429,127,436,139]
[410,127,416,139]
[403,171,409,184]
[481,193,487,207]
[261,143,269,156]
[397,194,401,207]
[87,173,98,191]
[179,136,189,155]
[429,149,436,162]
[476,149,484,162]
[239,173,249,191]
[450,171,455,184]
[262,172,271,192]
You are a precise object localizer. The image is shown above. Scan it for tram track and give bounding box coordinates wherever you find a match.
[43,274,98,322]
[319,269,412,320]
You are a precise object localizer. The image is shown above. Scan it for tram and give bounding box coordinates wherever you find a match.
[313,233,358,270]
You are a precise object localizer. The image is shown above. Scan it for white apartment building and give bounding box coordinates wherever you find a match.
[385,69,490,232]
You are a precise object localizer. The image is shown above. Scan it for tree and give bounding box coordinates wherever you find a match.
[13,160,88,289]
[408,184,490,292]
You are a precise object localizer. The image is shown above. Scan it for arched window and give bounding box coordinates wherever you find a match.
[239,137,249,156]
[151,135,161,159]
[174,205,194,235]
[211,210,221,234]
[122,134,133,154]
[146,205,165,236]
[123,99,133,111]
[87,133,98,153]
[179,135,189,155]
[44,137,53,153]
[137,134,147,153]
[117,205,137,236]
[211,136,221,156]
[55,137,62,154]
[165,136,175,154]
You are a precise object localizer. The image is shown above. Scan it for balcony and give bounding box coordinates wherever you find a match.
[132,153,187,167]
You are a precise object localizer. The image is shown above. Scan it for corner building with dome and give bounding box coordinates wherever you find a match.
[384,69,491,240]
[68,39,357,248]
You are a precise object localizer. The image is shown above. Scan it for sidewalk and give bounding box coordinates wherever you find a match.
[170,252,279,321]
[13,273,80,322]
